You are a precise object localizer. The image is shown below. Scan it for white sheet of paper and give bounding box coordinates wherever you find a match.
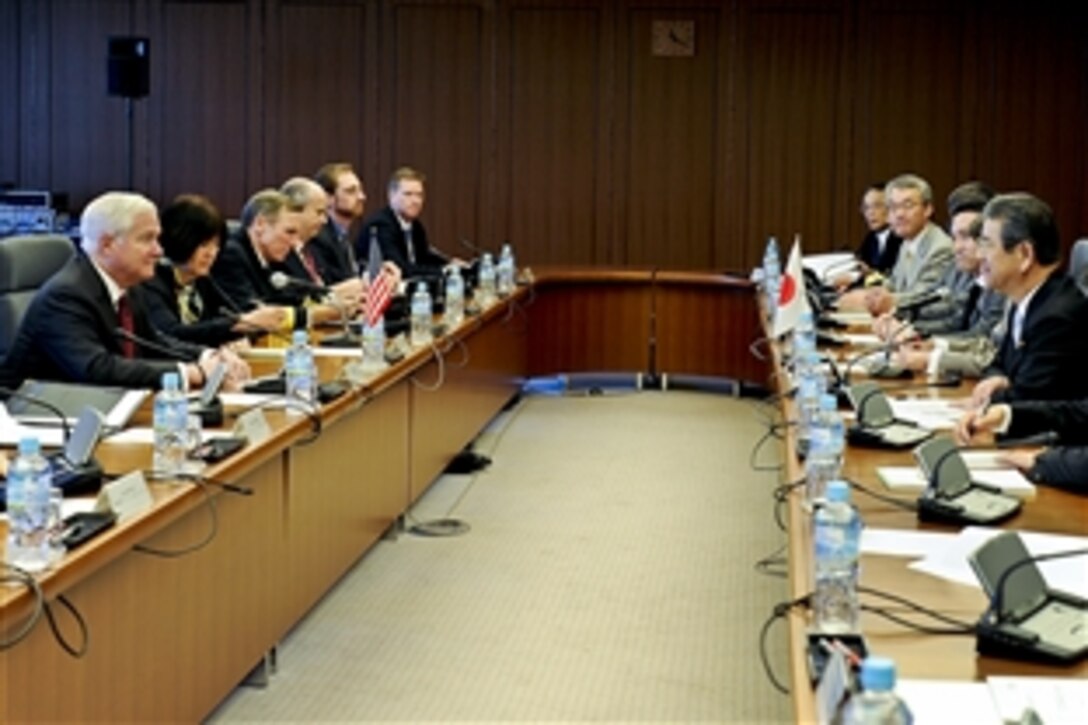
[888,398,965,430]
[909,526,1088,596]
[987,676,1088,725]
[842,332,882,347]
[803,252,858,282]
[0,405,66,447]
[876,465,1037,499]
[896,680,1000,725]
[860,528,958,558]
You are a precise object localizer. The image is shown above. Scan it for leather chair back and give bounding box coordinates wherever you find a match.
[0,234,75,358]
[1070,238,1088,295]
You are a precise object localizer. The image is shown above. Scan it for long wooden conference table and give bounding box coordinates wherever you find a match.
[778,330,1088,721]
[0,268,767,722]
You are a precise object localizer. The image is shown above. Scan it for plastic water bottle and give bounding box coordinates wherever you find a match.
[797,370,822,455]
[823,393,846,474]
[284,330,316,411]
[5,437,63,571]
[843,657,914,725]
[497,243,515,296]
[445,266,465,327]
[410,281,433,347]
[152,372,189,477]
[794,310,817,357]
[360,321,386,370]
[477,252,496,306]
[812,480,862,634]
[804,394,835,496]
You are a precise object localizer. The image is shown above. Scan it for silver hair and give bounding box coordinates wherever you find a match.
[885,173,933,205]
[280,176,326,212]
[79,192,158,254]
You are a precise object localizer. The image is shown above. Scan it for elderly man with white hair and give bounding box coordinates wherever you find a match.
[3,191,248,390]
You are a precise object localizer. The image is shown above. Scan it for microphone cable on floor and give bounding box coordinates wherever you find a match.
[759,594,812,695]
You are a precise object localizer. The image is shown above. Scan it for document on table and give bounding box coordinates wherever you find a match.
[875,465,1037,500]
[888,397,966,430]
[803,252,858,282]
[0,403,66,447]
[908,526,1088,597]
[896,680,1000,725]
[860,528,958,558]
[987,676,1088,725]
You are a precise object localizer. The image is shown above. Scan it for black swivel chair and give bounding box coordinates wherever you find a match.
[1069,238,1088,296]
[0,234,76,359]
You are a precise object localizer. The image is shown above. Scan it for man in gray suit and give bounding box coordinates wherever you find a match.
[839,173,954,316]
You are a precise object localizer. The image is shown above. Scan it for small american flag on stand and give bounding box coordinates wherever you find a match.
[362,229,395,328]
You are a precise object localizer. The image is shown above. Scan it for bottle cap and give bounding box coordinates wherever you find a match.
[859,656,896,692]
[825,480,850,503]
[162,372,180,391]
[292,330,308,345]
[17,436,41,455]
[417,281,428,293]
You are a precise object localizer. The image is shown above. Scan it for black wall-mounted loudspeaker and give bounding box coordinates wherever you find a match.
[107,36,150,98]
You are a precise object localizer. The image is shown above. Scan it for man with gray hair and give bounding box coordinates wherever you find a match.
[3,191,247,390]
[838,173,954,316]
[279,177,369,311]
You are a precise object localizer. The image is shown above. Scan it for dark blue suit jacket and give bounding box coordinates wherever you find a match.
[3,254,198,389]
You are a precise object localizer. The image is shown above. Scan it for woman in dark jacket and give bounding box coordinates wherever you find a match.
[143,195,285,346]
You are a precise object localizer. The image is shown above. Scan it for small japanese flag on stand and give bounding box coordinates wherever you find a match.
[772,236,810,338]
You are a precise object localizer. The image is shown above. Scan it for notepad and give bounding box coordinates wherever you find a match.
[876,465,1037,500]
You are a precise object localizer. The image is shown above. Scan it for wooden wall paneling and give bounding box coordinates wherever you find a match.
[979,11,1085,251]
[0,1,19,187]
[264,1,372,191]
[389,2,486,256]
[503,4,604,265]
[151,1,250,214]
[526,276,652,376]
[856,5,962,220]
[714,2,745,273]
[44,1,134,207]
[739,4,844,258]
[621,7,721,269]
[653,274,769,384]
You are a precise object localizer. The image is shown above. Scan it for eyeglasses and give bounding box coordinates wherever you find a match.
[888,200,924,213]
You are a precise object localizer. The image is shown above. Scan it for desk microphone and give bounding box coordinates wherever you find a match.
[459,237,487,258]
[0,385,73,439]
[269,271,330,297]
[896,287,950,319]
[113,327,198,362]
[0,387,106,506]
[971,532,1088,664]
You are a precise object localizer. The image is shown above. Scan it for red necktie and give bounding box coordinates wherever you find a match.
[301,248,323,285]
[117,294,136,358]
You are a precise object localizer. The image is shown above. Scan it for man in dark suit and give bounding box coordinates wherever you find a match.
[856,182,902,275]
[211,189,360,331]
[3,192,242,390]
[357,166,453,282]
[968,193,1088,406]
[311,162,367,283]
[954,397,1088,492]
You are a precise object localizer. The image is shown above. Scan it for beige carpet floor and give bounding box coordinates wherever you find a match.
[209,390,790,723]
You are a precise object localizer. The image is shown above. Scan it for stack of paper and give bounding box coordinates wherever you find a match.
[888,397,965,430]
[876,464,1037,500]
